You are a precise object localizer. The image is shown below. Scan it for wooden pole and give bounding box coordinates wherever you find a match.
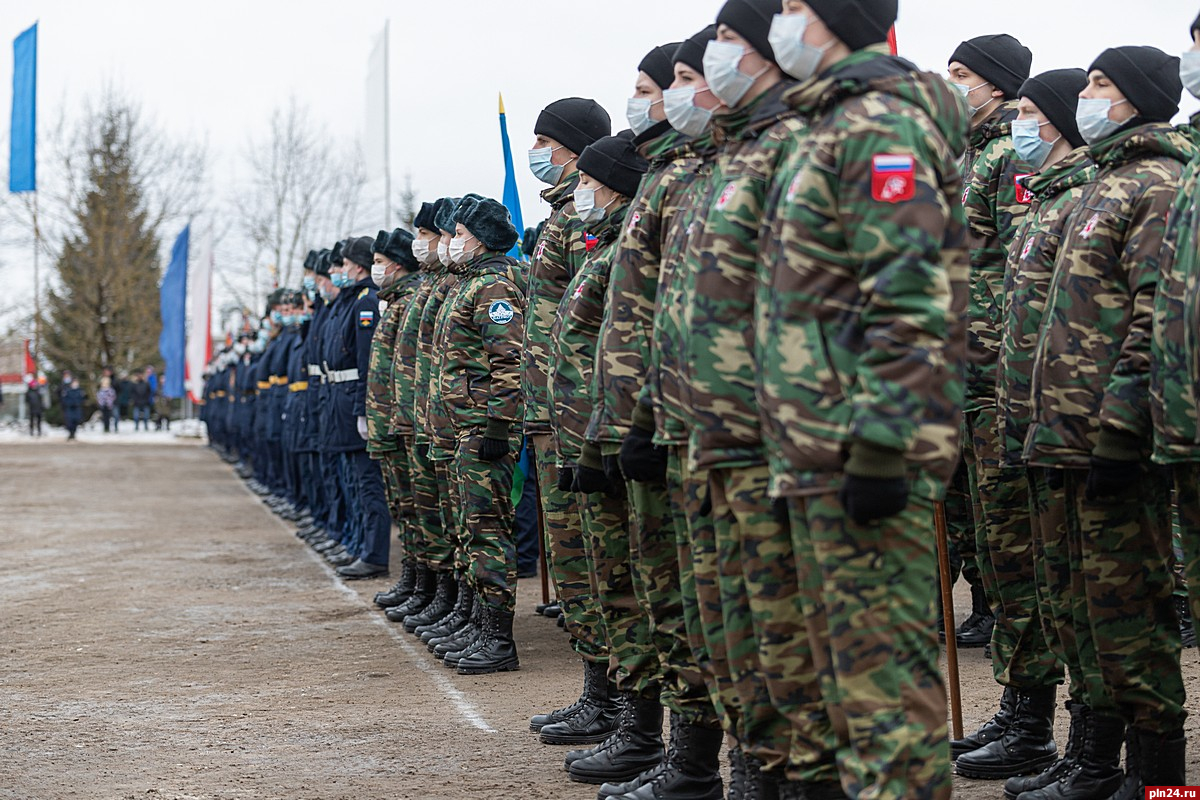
[935,500,964,739]
[535,457,550,606]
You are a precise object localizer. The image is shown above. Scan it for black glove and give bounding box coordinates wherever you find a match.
[619,425,667,484]
[478,420,511,462]
[1044,468,1065,491]
[838,475,909,526]
[602,454,624,485]
[1085,456,1140,502]
[557,467,576,493]
[572,464,611,495]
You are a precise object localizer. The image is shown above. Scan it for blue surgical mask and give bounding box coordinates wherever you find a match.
[529,146,567,185]
[302,275,316,293]
[331,271,351,289]
[573,186,612,225]
[1181,51,1200,100]
[280,314,296,327]
[1011,118,1060,171]
[703,40,768,108]
[1076,97,1128,145]
[271,310,283,325]
[664,86,715,137]
[768,13,830,82]
[626,97,660,136]
[299,311,312,324]
[953,80,993,115]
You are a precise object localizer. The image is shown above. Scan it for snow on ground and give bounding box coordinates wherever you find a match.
[0,419,207,445]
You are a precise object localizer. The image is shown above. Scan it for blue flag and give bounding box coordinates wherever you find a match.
[159,226,189,399]
[498,94,525,258]
[9,23,37,193]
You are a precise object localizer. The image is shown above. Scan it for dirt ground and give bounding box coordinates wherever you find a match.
[0,440,1196,800]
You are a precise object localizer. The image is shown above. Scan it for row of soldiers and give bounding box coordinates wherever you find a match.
[199,1,1200,798]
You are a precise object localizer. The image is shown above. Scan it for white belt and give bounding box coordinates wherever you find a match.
[326,368,360,384]
[307,365,323,378]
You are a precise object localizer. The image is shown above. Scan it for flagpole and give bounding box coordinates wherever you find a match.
[382,18,391,228]
[32,190,40,367]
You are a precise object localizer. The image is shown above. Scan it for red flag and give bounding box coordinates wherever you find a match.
[888,26,897,56]
[23,339,35,378]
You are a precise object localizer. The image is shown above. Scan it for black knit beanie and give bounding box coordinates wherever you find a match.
[454,196,519,253]
[577,132,651,198]
[413,201,438,233]
[716,0,780,64]
[640,42,683,90]
[342,236,374,270]
[807,0,897,51]
[1192,11,1200,37]
[534,98,612,156]
[1090,46,1183,123]
[1019,68,1089,149]
[676,25,718,76]
[950,34,1034,99]
[373,228,418,271]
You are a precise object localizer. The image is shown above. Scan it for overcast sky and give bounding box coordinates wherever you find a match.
[1,0,1198,336]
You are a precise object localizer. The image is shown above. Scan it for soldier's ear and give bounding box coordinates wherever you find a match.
[991,88,1005,99]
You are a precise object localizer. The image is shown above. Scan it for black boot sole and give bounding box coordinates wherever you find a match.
[540,727,619,746]
[456,658,520,676]
[956,752,1058,780]
[568,757,663,785]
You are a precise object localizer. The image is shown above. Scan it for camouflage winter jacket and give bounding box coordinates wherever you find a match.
[679,81,805,471]
[391,267,437,439]
[1025,123,1196,467]
[430,252,527,446]
[639,134,719,446]
[414,265,458,454]
[756,46,969,500]
[1152,113,1200,464]
[366,272,420,456]
[587,128,699,447]
[522,174,587,435]
[996,148,1096,467]
[963,100,1029,410]
[550,200,629,464]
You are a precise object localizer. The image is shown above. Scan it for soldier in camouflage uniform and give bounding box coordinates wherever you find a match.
[358,228,421,583]
[1153,14,1200,658]
[375,203,447,610]
[1021,47,1193,799]
[543,133,651,758]
[757,3,967,798]
[426,196,526,676]
[945,34,1033,661]
[521,97,619,738]
[387,199,462,629]
[958,71,1094,782]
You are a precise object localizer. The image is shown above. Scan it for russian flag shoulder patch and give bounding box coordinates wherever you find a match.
[359,309,375,327]
[871,154,916,203]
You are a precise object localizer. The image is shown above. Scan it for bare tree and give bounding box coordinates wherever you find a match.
[397,172,418,231]
[229,96,367,301]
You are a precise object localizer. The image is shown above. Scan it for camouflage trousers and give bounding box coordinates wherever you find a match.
[1054,467,1183,731]
[434,457,468,574]
[944,459,978,590]
[966,408,1063,690]
[408,436,452,569]
[667,446,731,735]
[531,433,606,662]
[709,465,832,779]
[628,470,717,724]
[578,486,657,696]
[788,491,950,800]
[450,431,517,612]
[1174,463,1200,628]
[380,444,416,559]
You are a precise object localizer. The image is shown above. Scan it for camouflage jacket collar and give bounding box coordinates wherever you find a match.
[379,270,421,300]
[970,100,1019,150]
[782,46,968,154]
[634,121,676,156]
[1182,111,1200,147]
[591,200,629,247]
[713,80,797,144]
[454,252,519,278]
[1023,146,1096,201]
[541,172,581,210]
[640,127,692,166]
[1088,121,1197,171]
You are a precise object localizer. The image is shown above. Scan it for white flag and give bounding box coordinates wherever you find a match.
[364,25,388,177]
[186,225,214,404]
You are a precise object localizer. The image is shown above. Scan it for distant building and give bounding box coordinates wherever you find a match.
[0,335,35,421]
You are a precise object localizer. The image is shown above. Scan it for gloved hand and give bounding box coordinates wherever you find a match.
[603,454,624,485]
[1084,456,1140,502]
[839,439,909,525]
[356,416,368,441]
[557,466,576,493]
[573,464,611,495]
[619,402,667,484]
[478,419,511,462]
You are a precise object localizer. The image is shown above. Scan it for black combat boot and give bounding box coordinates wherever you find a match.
[597,764,668,800]
[530,659,610,733]
[778,780,846,800]
[952,686,1017,758]
[1005,702,1090,800]
[539,665,621,745]
[386,564,435,622]
[569,691,664,784]
[609,713,724,800]
[956,686,1058,779]
[1108,728,1187,800]
[1177,596,1196,648]
[956,583,995,647]
[1014,713,1124,800]
[403,569,457,632]
[566,694,632,770]
[456,605,519,675]
[441,604,485,668]
[743,754,781,800]
[433,601,480,658]
[373,560,418,608]
[417,580,471,641]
